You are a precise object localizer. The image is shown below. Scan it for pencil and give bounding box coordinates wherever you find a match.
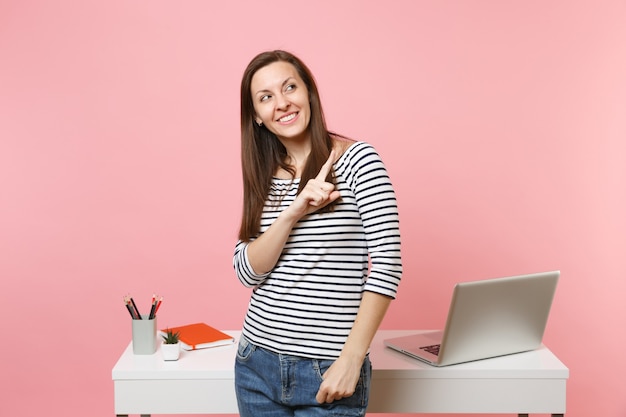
[154,296,163,315]
[130,296,142,320]
[124,298,136,319]
[148,297,157,320]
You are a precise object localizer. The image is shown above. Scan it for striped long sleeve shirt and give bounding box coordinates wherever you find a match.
[233,141,402,359]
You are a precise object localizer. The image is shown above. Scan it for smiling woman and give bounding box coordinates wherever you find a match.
[251,62,312,144]
[238,50,344,239]
[232,50,403,417]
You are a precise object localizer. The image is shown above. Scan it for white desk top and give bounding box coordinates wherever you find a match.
[112,330,569,381]
[113,330,569,415]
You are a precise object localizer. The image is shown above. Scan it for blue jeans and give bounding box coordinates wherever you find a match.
[235,335,371,417]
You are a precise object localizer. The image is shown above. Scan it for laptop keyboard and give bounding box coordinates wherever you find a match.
[420,344,441,356]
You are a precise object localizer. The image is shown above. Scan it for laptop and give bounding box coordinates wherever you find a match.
[384,270,559,366]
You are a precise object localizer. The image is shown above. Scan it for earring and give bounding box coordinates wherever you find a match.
[256,120,263,127]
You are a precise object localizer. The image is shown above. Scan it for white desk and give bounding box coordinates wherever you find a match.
[112,330,568,416]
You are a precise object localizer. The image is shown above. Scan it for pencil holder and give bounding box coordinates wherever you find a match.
[131,315,157,355]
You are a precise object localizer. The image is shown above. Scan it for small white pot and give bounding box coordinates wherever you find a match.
[161,342,180,361]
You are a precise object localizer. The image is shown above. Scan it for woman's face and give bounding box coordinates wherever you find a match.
[250,61,311,143]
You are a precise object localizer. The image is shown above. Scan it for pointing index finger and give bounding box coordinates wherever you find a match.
[315,150,336,181]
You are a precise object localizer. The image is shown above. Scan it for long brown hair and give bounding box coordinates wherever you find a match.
[238,50,337,241]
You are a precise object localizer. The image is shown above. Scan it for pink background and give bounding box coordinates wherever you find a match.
[1,1,624,416]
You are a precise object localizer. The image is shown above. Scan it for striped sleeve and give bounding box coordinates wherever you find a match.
[339,142,402,298]
[233,240,269,287]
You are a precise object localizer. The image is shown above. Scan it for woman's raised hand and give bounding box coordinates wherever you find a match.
[287,150,341,219]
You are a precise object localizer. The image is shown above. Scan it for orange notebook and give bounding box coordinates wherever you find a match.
[159,322,235,351]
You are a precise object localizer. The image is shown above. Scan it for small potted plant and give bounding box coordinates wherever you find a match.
[161,328,181,361]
